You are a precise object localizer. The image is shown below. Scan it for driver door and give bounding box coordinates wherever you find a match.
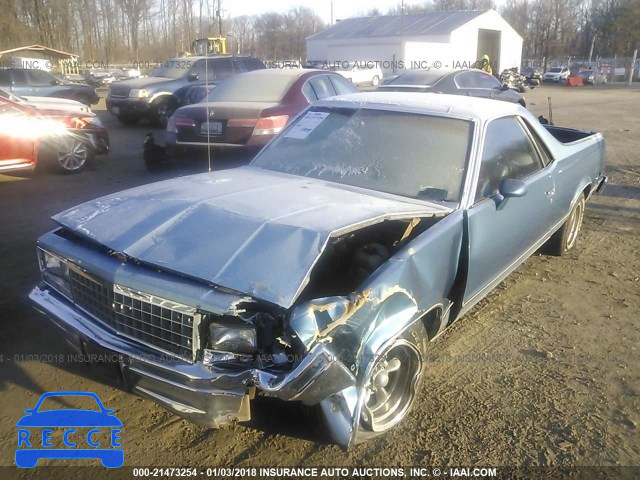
[463,116,555,305]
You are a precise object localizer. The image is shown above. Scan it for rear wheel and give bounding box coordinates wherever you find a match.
[545,195,586,255]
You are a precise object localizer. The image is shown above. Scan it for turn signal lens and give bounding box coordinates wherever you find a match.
[252,115,289,136]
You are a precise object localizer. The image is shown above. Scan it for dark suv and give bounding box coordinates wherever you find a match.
[0,69,99,106]
[106,55,265,127]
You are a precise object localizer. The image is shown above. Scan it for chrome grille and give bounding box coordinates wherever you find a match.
[108,84,130,98]
[69,269,196,361]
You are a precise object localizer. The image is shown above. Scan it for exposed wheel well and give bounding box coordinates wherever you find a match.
[420,307,443,341]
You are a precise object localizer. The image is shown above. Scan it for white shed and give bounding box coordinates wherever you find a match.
[306,10,522,76]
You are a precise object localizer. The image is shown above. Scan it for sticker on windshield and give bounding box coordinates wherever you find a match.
[285,111,329,139]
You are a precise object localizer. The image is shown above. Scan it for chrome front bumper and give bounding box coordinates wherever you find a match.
[29,284,355,429]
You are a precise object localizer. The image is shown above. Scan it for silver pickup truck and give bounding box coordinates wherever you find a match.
[30,93,606,448]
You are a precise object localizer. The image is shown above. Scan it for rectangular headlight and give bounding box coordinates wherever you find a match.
[208,321,256,354]
[128,89,149,98]
[37,248,72,298]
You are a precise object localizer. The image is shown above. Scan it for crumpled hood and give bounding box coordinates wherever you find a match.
[53,166,450,308]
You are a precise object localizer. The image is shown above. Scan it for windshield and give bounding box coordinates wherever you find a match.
[52,73,68,84]
[206,73,294,103]
[252,107,472,202]
[151,60,192,79]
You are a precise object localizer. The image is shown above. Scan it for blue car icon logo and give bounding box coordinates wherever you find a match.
[16,391,123,468]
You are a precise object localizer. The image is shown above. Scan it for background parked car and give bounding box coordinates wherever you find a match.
[578,68,608,85]
[331,62,383,86]
[1,87,92,113]
[520,66,543,85]
[106,55,264,127]
[0,96,108,173]
[0,68,99,106]
[158,68,358,166]
[378,69,526,106]
[174,84,218,107]
[543,66,570,82]
[85,68,118,87]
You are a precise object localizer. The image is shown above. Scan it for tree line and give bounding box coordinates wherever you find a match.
[0,0,325,64]
[0,0,638,66]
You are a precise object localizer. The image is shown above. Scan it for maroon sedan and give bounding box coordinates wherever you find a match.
[165,69,357,151]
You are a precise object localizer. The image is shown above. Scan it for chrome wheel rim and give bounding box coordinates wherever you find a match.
[361,341,422,432]
[58,141,88,171]
[566,200,584,249]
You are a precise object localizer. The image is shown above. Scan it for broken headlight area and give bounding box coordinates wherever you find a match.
[199,310,297,370]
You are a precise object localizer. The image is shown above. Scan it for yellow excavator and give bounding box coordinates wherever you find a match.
[190,37,227,56]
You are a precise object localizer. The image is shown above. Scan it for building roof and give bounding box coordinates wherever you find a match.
[308,10,487,41]
[0,44,78,59]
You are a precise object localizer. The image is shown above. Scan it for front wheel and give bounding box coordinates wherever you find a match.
[545,195,586,255]
[360,321,427,433]
[152,99,175,128]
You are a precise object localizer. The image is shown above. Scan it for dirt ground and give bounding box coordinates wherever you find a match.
[0,85,638,476]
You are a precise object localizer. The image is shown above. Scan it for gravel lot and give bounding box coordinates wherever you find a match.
[0,84,638,475]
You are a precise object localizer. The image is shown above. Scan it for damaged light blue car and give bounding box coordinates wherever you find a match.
[30,92,607,448]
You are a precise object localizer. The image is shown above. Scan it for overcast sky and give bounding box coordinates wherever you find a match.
[224,0,494,24]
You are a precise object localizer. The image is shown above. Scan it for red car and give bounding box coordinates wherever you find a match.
[165,69,358,152]
[0,97,109,174]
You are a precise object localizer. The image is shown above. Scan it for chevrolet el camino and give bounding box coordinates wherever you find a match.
[30,93,607,447]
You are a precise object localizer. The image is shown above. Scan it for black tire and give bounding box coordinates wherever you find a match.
[359,320,428,434]
[152,98,176,128]
[545,195,586,256]
[117,115,139,126]
[144,151,162,172]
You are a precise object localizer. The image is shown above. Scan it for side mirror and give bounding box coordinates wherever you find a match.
[50,79,60,86]
[500,178,528,197]
[495,179,527,210]
[502,83,510,91]
[187,73,199,82]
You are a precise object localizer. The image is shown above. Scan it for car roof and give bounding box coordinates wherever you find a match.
[171,55,257,61]
[237,68,328,78]
[315,91,526,122]
[384,68,489,87]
